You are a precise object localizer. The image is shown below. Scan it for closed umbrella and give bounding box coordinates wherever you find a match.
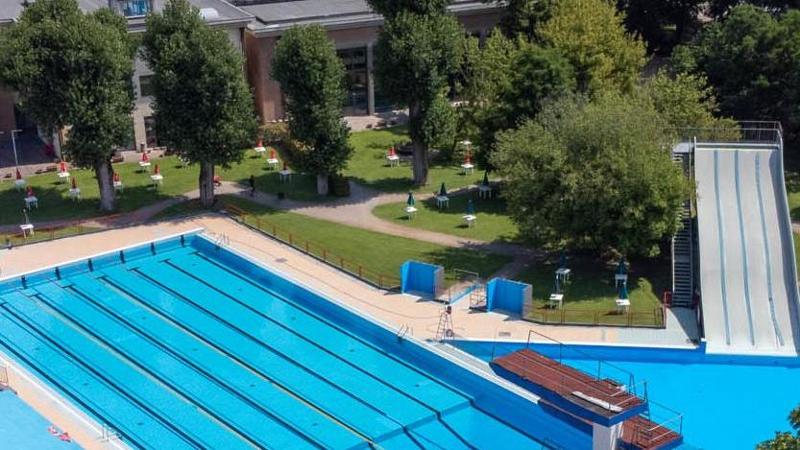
[407,191,416,207]
[439,182,447,197]
[482,171,489,187]
[616,257,627,275]
[466,198,475,215]
[618,282,629,300]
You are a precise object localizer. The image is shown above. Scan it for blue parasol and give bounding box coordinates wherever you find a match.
[406,191,415,207]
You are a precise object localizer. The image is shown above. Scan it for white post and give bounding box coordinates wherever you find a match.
[592,422,623,450]
[10,129,21,166]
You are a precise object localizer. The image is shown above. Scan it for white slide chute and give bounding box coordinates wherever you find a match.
[695,144,800,355]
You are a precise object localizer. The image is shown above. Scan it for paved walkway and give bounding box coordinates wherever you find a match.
[2,179,538,279]
[0,216,697,348]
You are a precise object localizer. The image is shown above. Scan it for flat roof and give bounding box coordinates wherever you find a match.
[243,0,502,35]
[0,0,252,28]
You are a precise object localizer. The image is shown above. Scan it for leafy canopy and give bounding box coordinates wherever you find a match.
[673,5,800,144]
[141,0,257,167]
[538,0,646,94]
[483,0,555,39]
[366,0,450,18]
[271,25,353,175]
[0,0,136,166]
[460,33,575,167]
[616,0,703,53]
[757,404,800,449]
[371,7,465,184]
[492,93,690,256]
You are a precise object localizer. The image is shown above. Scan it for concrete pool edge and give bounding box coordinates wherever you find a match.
[0,351,128,450]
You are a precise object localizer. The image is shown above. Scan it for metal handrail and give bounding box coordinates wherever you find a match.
[525,329,643,396]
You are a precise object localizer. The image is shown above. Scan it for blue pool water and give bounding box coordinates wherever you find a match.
[454,340,800,450]
[0,233,590,450]
[0,390,81,450]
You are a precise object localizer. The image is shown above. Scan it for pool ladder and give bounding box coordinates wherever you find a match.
[100,423,120,442]
[209,232,230,248]
[396,324,413,341]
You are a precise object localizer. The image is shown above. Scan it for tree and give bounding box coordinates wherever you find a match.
[368,2,465,185]
[673,5,800,146]
[616,0,703,52]
[461,33,575,167]
[483,0,555,39]
[757,404,800,449]
[643,71,738,130]
[492,93,691,256]
[0,0,135,211]
[271,26,353,195]
[710,0,800,19]
[538,0,646,94]
[142,0,257,206]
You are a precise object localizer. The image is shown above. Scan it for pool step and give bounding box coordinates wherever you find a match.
[620,415,683,450]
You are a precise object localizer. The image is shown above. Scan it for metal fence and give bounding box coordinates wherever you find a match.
[222,202,402,290]
[525,304,666,328]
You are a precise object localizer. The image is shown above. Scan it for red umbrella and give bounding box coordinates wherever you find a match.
[389,146,396,157]
[113,172,120,182]
[71,177,77,189]
[26,186,34,197]
[464,152,471,165]
[269,148,276,159]
[154,164,160,175]
[59,161,67,173]
[141,152,149,163]
[256,139,263,148]
[15,168,22,180]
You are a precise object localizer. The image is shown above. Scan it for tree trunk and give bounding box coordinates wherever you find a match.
[412,140,428,186]
[199,161,215,207]
[94,159,116,212]
[409,101,429,187]
[316,173,330,196]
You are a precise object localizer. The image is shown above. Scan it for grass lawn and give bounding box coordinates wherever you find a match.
[795,233,800,275]
[345,126,486,193]
[372,193,518,242]
[517,255,669,327]
[155,195,513,285]
[0,149,321,226]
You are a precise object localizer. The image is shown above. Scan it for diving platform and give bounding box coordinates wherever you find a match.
[491,347,683,450]
[491,349,646,426]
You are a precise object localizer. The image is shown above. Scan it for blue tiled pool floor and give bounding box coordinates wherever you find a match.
[0,390,81,450]
[0,234,583,449]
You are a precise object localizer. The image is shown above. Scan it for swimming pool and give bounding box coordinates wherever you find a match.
[454,340,800,449]
[0,233,590,449]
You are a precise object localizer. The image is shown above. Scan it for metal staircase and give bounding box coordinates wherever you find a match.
[671,153,694,308]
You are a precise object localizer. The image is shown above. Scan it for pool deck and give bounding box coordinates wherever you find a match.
[0,215,698,348]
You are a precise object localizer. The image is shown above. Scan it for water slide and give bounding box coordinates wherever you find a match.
[695,144,800,355]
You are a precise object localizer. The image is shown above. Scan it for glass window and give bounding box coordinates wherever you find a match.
[113,0,152,17]
[139,75,155,98]
[144,116,158,148]
[337,47,368,114]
